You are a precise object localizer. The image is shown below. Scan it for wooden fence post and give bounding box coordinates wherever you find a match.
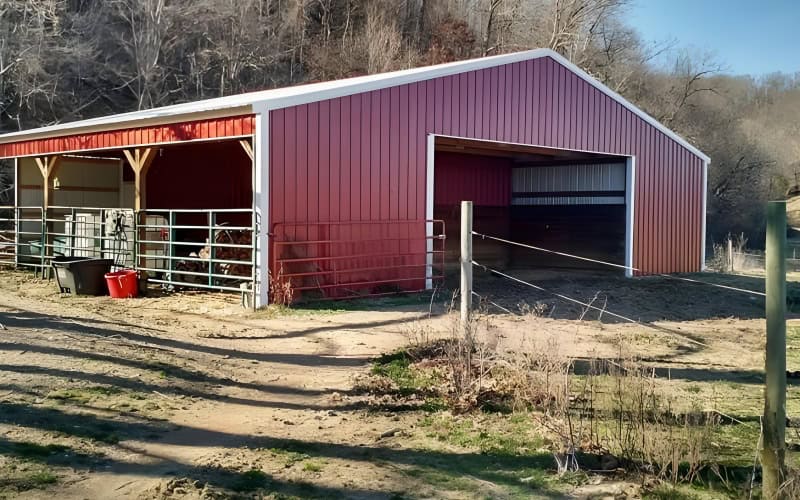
[460,201,473,335]
[728,237,734,273]
[762,200,787,499]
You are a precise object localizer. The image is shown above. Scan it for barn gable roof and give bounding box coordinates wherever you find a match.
[0,48,709,162]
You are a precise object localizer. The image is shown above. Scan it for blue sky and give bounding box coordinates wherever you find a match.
[627,0,800,76]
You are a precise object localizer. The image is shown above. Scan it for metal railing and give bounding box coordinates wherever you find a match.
[45,206,135,269]
[1,205,257,297]
[0,206,46,272]
[135,208,257,293]
[271,219,446,302]
[727,250,800,274]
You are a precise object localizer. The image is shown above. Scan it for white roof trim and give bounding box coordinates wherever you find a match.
[0,48,709,161]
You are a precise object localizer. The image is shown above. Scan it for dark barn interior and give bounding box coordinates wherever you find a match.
[433,136,629,278]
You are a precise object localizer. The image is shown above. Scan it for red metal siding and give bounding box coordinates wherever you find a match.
[270,56,704,276]
[147,140,252,210]
[434,152,512,207]
[0,115,254,158]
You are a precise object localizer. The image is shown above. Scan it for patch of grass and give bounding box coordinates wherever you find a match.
[8,442,69,460]
[643,484,703,500]
[0,468,58,492]
[25,470,57,487]
[231,469,269,492]
[268,447,311,467]
[252,303,346,318]
[404,466,480,493]
[302,460,324,473]
[788,326,800,369]
[320,292,435,311]
[420,397,447,412]
[398,452,559,499]
[371,353,438,396]
[420,413,545,456]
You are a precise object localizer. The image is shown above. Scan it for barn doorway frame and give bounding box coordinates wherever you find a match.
[425,133,636,284]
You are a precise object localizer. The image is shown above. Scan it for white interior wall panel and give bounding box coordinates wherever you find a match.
[18,157,123,208]
[511,162,626,205]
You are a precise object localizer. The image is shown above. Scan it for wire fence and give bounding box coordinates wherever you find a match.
[726,250,800,274]
[457,198,770,347]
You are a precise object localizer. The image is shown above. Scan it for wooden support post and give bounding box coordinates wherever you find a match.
[460,201,473,335]
[123,148,157,269]
[123,148,156,211]
[728,237,734,273]
[34,156,60,211]
[34,155,60,275]
[762,200,787,500]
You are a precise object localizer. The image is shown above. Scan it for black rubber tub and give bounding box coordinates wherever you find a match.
[52,257,114,296]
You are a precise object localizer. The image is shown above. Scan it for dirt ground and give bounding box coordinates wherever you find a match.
[0,268,795,499]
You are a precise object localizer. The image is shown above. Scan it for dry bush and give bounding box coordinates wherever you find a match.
[402,322,433,352]
[489,335,723,481]
[493,335,572,412]
[779,468,800,498]
[707,233,749,272]
[364,3,403,74]
[516,300,550,317]
[268,266,294,306]
[596,355,720,483]
[390,313,725,484]
[423,16,476,65]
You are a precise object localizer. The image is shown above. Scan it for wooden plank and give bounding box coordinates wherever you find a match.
[239,139,254,161]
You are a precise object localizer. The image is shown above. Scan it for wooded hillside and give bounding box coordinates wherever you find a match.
[1,0,798,242]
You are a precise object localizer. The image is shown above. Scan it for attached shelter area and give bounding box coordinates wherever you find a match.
[3,120,257,293]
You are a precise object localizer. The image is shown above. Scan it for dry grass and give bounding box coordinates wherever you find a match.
[267,266,294,306]
[369,319,756,494]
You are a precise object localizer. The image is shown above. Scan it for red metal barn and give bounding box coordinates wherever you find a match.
[0,49,709,307]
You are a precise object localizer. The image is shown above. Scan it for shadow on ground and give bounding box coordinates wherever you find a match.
[0,402,562,498]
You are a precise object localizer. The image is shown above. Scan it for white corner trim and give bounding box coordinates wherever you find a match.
[425,134,435,289]
[13,157,18,266]
[0,49,709,163]
[253,108,269,307]
[625,156,636,277]
[701,159,708,271]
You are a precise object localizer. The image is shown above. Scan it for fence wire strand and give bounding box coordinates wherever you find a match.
[472,230,767,297]
[471,290,514,314]
[656,273,766,297]
[471,230,637,271]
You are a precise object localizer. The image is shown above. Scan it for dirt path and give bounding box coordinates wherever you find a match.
[0,270,790,499]
[0,273,442,499]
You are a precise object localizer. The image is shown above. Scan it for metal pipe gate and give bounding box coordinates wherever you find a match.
[0,205,257,296]
[271,219,445,302]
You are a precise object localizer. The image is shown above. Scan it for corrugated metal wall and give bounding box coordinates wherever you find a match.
[434,152,511,207]
[147,141,252,210]
[18,156,121,208]
[0,115,254,158]
[512,162,626,205]
[269,55,705,275]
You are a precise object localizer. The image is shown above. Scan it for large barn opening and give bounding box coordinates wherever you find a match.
[432,136,632,285]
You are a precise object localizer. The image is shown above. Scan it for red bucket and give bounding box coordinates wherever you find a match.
[105,269,139,298]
